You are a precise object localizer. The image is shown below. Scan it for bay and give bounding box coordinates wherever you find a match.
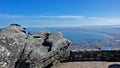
[27,27,113,44]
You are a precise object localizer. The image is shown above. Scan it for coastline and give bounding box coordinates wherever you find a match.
[27,27,120,50]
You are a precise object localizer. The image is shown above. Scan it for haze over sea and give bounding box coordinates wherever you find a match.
[27,27,113,44]
[27,26,120,50]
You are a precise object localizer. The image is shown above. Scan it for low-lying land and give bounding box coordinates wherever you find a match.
[69,27,120,50]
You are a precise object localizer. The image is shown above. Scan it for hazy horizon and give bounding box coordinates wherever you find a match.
[0,0,120,27]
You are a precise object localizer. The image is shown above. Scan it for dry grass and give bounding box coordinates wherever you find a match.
[51,61,120,68]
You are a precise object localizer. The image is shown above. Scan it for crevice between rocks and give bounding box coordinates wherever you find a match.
[42,33,52,52]
[15,45,30,68]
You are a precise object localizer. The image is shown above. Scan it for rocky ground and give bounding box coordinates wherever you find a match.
[51,61,120,68]
[0,24,70,68]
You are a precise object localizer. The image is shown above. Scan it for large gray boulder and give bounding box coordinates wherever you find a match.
[0,24,70,68]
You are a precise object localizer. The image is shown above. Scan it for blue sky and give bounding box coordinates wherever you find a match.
[0,0,120,27]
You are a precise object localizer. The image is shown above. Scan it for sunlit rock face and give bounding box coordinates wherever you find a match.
[0,24,70,68]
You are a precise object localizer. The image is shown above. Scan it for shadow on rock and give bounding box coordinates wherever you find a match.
[108,64,120,68]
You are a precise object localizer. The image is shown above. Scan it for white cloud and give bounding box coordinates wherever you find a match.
[101,18,120,22]
[0,14,84,19]
[0,14,23,18]
[87,17,120,25]
[27,16,84,18]
[88,17,101,20]
[1,13,120,26]
[54,16,84,18]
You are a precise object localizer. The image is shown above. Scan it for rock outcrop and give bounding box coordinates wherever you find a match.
[0,24,70,68]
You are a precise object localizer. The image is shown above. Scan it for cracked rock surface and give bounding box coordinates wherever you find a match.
[0,24,70,68]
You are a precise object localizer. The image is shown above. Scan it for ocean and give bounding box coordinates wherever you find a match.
[27,27,113,44]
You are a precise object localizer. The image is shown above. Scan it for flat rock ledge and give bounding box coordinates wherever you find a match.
[0,24,70,68]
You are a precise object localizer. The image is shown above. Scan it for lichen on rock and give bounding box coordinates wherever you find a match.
[0,24,70,68]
